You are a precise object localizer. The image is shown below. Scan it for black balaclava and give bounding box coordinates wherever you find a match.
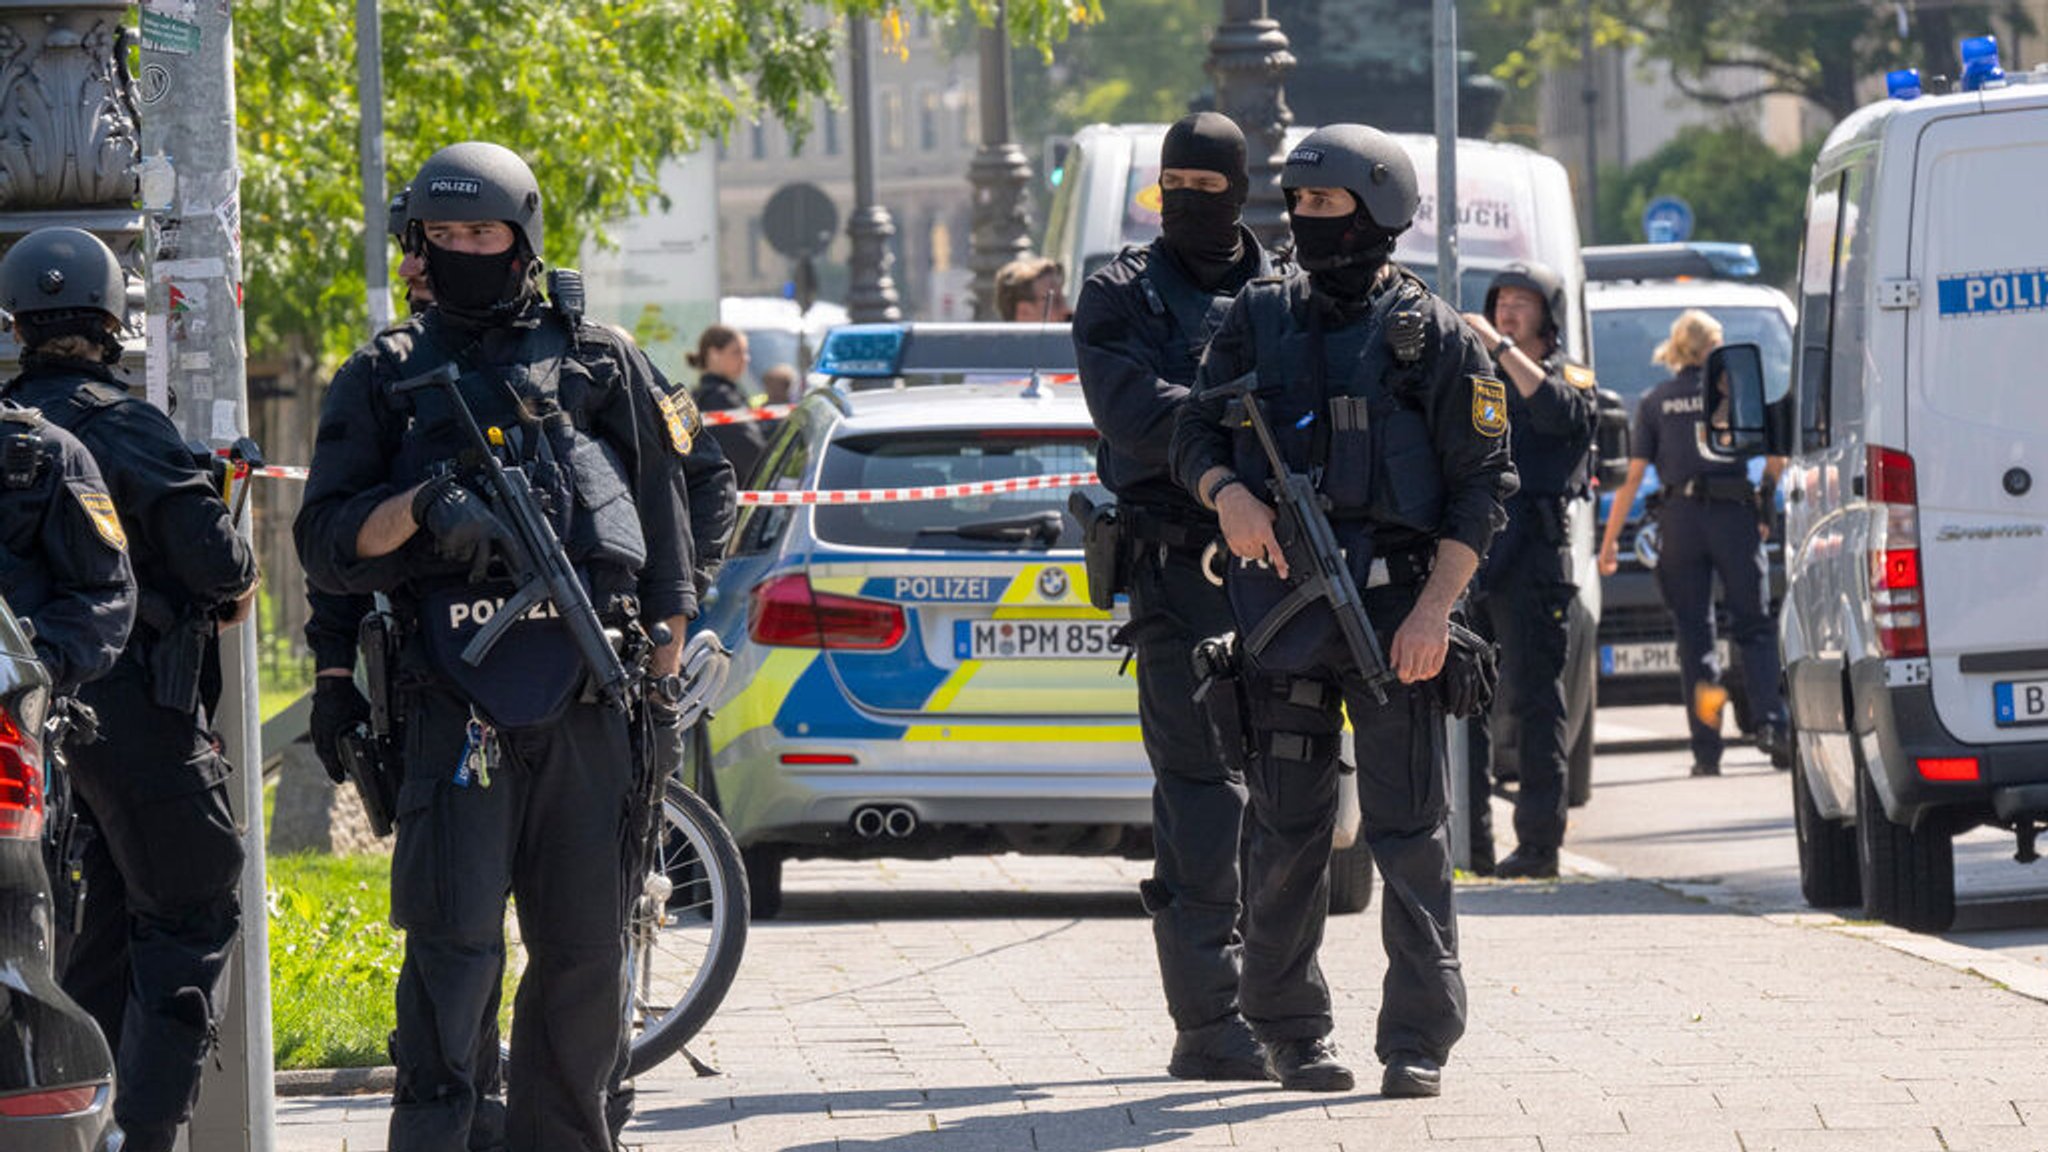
[1159,112,1249,290]
[424,233,534,320]
[1287,191,1403,302]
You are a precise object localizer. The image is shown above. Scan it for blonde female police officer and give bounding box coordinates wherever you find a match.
[1173,124,1514,1097]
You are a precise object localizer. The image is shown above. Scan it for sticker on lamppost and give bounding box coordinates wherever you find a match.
[1642,196,1694,244]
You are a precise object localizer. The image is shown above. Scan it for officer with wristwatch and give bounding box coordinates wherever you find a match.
[296,141,704,1152]
[1172,124,1515,1099]
[1459,263,1597,879]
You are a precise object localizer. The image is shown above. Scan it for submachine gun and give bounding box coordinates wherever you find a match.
[1215,373,1398,705]
[390,363,632,709]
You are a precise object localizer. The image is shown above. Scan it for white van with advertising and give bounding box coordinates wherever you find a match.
[1710,52,2048,932]
[1043,124,1615,805]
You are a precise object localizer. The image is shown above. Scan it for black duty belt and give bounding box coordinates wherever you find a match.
[1122,504,1217,554]
[1674,474,1755,504]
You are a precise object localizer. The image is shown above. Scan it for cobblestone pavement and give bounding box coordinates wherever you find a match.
[276,847,2048,1151]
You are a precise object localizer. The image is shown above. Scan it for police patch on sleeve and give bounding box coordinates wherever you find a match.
[72,488,127,551]
[1563,363,1597,390]
[1471,375,1508,438]
[658,388,700,456]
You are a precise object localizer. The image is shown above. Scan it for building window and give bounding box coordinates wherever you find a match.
[823,105,841,156]
[747,219,763,280]
[957,92,977,148]
[750,120,767,160]
[919,89,941,152]
[883,89,906,153]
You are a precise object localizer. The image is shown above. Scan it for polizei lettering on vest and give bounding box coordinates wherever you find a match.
[447,596,565,630]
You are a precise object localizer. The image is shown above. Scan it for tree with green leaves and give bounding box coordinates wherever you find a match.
[237,0,1095,367]
[1483,0,2034,124]
[1596,124,1819,283]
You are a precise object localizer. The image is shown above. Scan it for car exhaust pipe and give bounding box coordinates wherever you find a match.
[883,806,918,839]
[851,806,887,839]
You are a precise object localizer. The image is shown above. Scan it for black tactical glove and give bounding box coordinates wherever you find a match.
[1437,620,1499,719]
[412,473,508,579]
[310,676,371,785]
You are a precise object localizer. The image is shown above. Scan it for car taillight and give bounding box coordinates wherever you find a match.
[749,573,906,650]
[1917,756,1981,782]
[0,1082,99,1117]
[1866,445,1927,660]
[0,708,43,841]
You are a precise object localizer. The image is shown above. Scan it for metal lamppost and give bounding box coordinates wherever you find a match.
[967,0,1033,319]
[1206,0,1296,251]
[844,14,902,322]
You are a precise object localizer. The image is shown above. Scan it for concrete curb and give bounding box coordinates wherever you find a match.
[274,1065,394,1097]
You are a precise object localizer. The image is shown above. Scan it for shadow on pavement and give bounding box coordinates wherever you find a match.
[773,887,1146,923]
[635,1080,1340,1151]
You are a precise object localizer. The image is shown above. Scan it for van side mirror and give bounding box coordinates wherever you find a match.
[1703,343,1770,459]
[1594,387,1631,489]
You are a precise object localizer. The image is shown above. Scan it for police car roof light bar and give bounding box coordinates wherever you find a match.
[1582,242,1760,283]
[1888,68,1923,101]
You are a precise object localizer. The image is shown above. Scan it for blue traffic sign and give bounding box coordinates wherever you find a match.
[1642,196,1695,244]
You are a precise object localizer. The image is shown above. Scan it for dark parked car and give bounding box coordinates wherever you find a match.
[0,601,118,1151]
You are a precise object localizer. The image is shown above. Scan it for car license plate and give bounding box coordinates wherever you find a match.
[1599,640,1730,677]
[1994,679,2048,726]
[954,619,1123,660]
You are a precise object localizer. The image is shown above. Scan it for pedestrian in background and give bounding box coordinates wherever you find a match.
[996,255,1072,322]
[689,324,768,482]
[1460,263,1598,879]
[1599,308,1789,776]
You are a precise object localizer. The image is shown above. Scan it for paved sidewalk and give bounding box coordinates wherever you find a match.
[277,853,2048,1151]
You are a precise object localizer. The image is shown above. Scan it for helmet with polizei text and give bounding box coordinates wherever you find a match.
[407,142,544,259]
[1281,124,1420,233]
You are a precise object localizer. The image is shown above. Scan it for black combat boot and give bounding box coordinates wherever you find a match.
[1381,1051,1443,1098]
[1494,845,1559,880]
[1262,1036,1355,1092]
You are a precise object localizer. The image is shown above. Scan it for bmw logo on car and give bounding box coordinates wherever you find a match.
[1037,566,1069,600]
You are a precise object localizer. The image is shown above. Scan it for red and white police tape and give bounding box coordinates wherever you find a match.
[240,464,1100,506]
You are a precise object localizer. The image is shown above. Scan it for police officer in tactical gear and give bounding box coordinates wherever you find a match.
[1173,124,1515,1097]
[1459,263,1597,879]
[0,225,259,1152]
[1598,308,1788,775]
[295,141,704,1152]
[0,400,134,691]
[1073,110,1279,1082]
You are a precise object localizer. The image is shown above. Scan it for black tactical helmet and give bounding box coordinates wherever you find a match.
[406,142,544,259]
[387,185,412,246]
[1281,124,1420,233]
[0,226,125,322]
[1484,261,1567,339]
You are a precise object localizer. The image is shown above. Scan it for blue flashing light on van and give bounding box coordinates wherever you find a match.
[1888,68,1922,101]
[1961,34,2005,92]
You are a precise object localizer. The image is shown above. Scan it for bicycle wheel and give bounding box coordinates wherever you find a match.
[622,779,749,1076]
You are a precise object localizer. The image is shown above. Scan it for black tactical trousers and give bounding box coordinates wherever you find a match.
[388,682,633,1152]
[1127,542,1248,1035]
[60,658,244,1152]
[1468,541,1574,853]
[1238,587,1466,1065]
[1654,498,1787,769]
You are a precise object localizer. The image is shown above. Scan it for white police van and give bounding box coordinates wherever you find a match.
[1711,43,2048,932]
[1043,123,1620,810]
